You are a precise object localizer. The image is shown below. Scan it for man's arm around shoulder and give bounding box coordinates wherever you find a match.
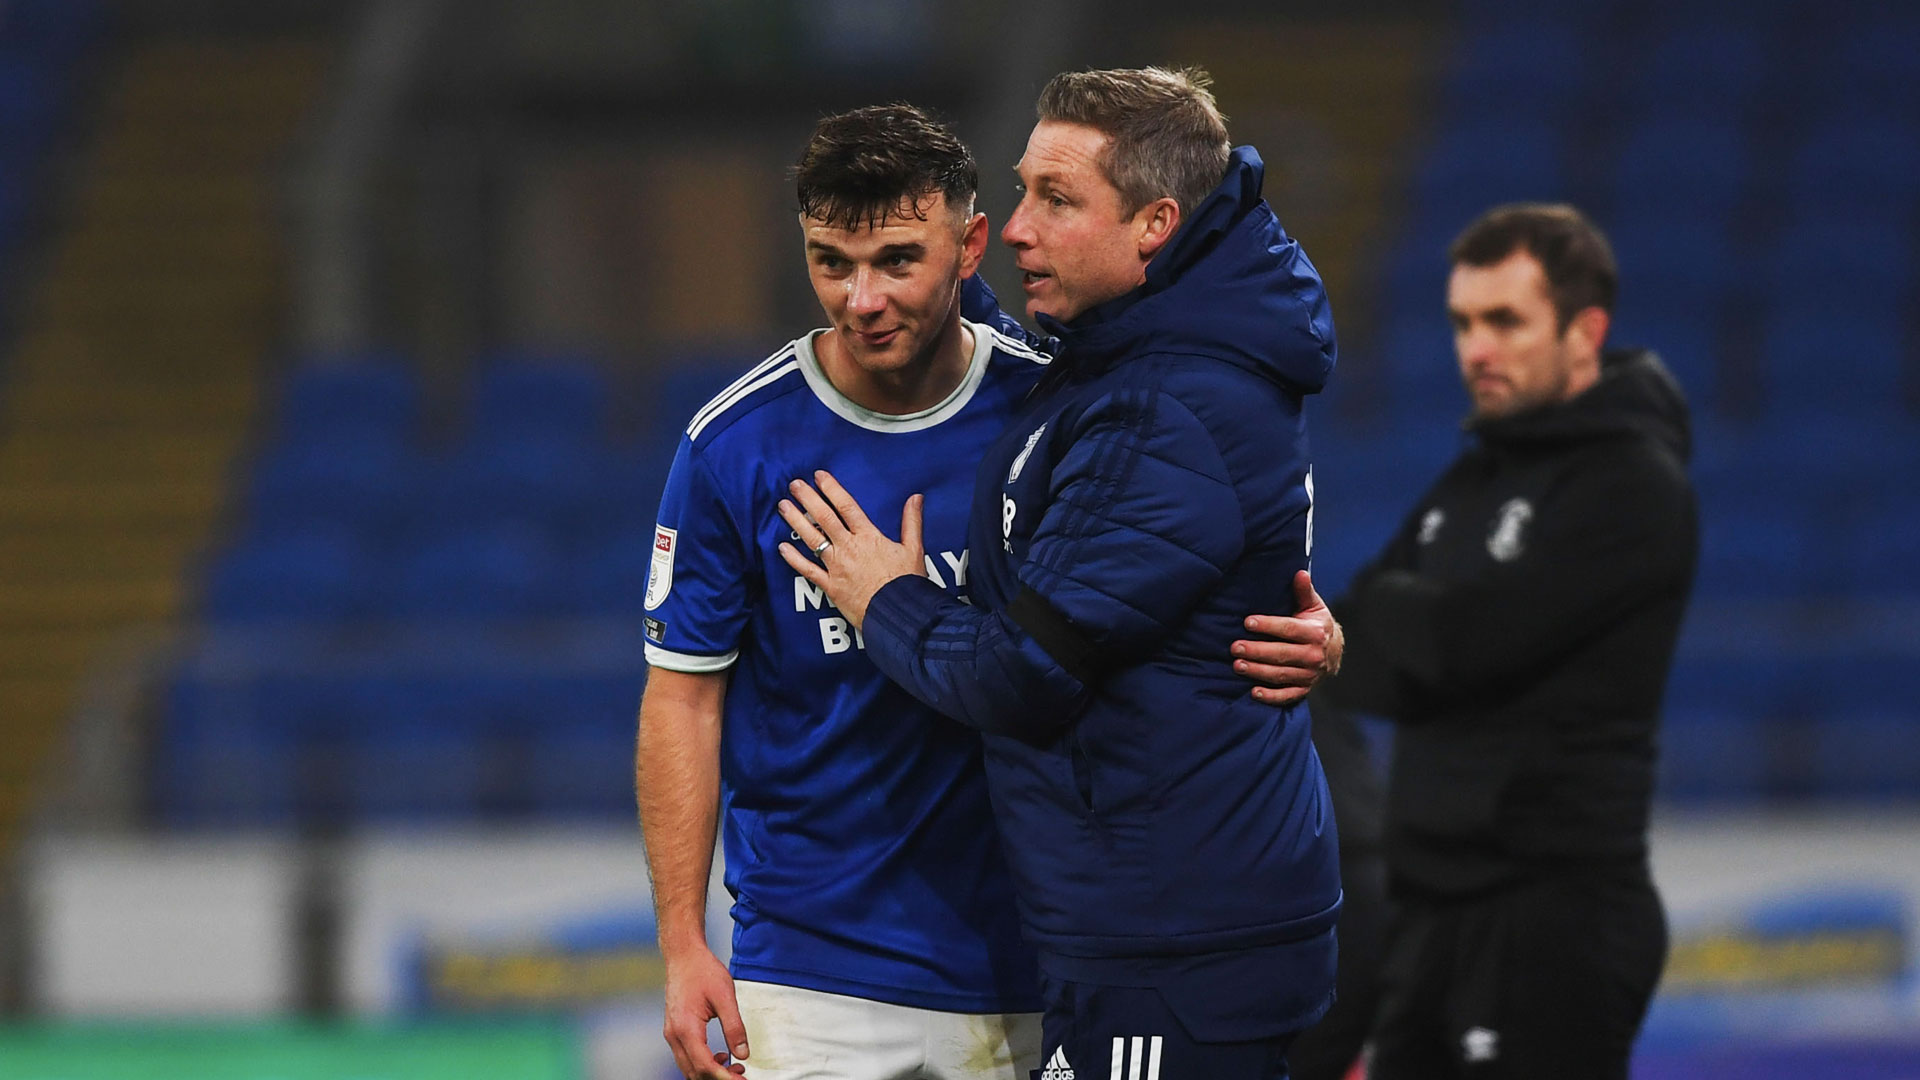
[637,668,747,1078]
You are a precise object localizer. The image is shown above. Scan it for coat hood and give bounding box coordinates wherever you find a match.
[1471,347,1693,462]
[1037,146,1337,395]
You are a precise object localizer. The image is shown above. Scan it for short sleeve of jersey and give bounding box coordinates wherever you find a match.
[642,436,751,672]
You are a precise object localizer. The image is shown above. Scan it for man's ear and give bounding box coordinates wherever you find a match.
[1565,305,1610,363]
[1135,197,1181,262]
[958,211,989,278]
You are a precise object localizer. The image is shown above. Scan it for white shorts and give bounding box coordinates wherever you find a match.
[732,979,1042,1080]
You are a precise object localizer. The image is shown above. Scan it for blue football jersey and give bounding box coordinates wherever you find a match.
[644,319,1049,1013]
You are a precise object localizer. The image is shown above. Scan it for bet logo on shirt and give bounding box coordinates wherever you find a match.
[645,525,676,610]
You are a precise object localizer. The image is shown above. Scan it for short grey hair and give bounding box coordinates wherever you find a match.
[1036,65,1232,219]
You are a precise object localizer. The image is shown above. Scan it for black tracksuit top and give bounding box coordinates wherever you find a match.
[1326,349,1699,898]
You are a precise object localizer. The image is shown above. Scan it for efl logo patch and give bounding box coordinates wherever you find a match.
[645,525,677,610]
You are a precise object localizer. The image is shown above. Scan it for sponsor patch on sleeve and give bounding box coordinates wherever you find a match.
[644,525,676,610]
[643,616,667,644]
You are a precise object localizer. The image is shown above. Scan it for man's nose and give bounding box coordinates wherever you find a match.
[1001,202,1033,249]
[1458,329,1495,369]
[847,268,887,316]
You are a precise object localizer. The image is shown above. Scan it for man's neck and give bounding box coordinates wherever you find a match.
[817,313,974,416]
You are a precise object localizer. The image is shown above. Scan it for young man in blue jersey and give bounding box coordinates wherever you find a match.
[638,105,1049,1080]
[781,69,1343,1079]
[639,103,1340,1080]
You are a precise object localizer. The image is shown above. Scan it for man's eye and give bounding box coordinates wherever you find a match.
[1048,195,1068,208]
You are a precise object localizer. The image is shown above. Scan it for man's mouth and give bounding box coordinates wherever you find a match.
[1020,269,1052,290]
[855,327,901,347]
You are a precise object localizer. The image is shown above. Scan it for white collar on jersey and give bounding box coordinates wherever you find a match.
[795,319,993,434]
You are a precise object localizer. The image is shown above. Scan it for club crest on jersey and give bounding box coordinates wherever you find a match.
[1009,423,1047,483]
[1486,499,1532,563]
[645,524,677,610]
[1462,1026,1500,1063]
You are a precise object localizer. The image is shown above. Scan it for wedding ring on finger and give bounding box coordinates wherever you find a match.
[811,537,833,555]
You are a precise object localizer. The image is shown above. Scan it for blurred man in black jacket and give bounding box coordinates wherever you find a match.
[1239,203,1697,1079]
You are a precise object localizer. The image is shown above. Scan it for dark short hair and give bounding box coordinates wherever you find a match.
[1450,203,1618,331]
[793,103,977,231]
[1036,66,1231,219]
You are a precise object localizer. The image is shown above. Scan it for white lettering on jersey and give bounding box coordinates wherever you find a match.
[645,525,677,610]
[924,554,946,589]
[794,576,835,612]
[819,617,865,654]
[940,549,968,588]
[1002,495,1017,548]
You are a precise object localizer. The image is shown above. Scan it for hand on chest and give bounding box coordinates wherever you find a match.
[762,464,977,658]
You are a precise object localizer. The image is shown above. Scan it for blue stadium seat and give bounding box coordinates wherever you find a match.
[346,718,492,822]
[1630,23,1769,112]
[1810,15,1920,121]
[1664,654,1800,719]
[567,527,657,616]
[276,357,421,444]
[1691,494,1819,598]
[1759,310,1906,418]
[1439,20,1591,120]
[379,524,561,619]
[471,355,611,442]
[1657,709,1772,803]
[1821,656,1920,724]
[1607,216,1736,311]
[1705,414,1917,506]
[1606,315,1716,410]
[1766,213,1913,317]
[1378,314,1468,419]
[1835,496,1920,596]
[201,526,370,622]
[591,448,674,537]
[1808,713,1920,800]
[529,709,638,818]
[247,432,423,537]
[1409,120,1567,227]
[1787,119,1920,217]
[1613,117,1751,220]
[648,355,757,455]
[419,433,609,533]
[154,680,299,827]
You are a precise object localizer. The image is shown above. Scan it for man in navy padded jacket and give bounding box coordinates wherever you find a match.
[778,67,1342,1079]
